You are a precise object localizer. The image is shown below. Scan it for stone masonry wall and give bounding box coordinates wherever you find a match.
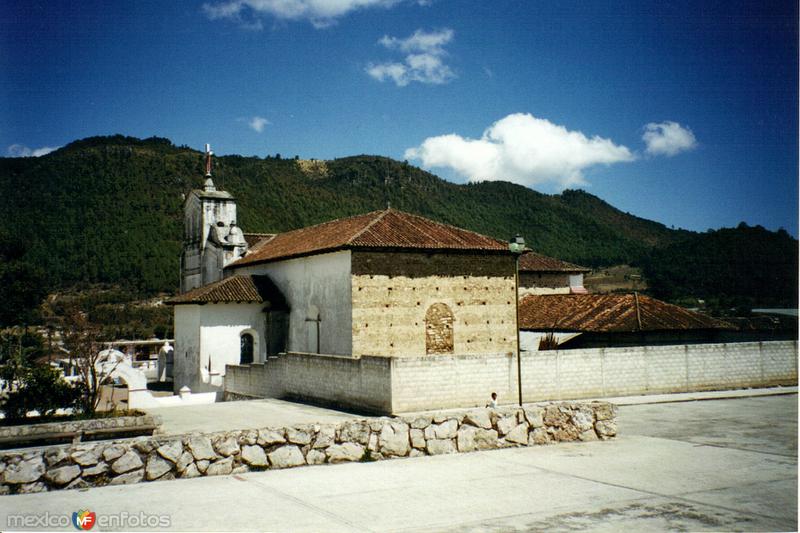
[0,401,616,495]
[351,251,517,358]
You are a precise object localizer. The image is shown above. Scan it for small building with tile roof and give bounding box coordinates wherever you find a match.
[517,251,590,297]
[518,293,736,350]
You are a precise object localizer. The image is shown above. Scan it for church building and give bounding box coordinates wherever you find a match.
[168,150,520,411]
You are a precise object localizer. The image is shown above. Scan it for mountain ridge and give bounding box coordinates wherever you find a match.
[0,135,795,310]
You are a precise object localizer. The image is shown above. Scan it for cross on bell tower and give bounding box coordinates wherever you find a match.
[203,143,216,192]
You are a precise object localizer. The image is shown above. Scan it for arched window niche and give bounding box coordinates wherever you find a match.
[425,303,454,355]
[239,330,257,364]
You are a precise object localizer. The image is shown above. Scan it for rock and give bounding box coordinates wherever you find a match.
[44,465,81,486]
[544,405,570,427]
[595,420,617,439]
[523,407,545,428]
[579,429,599,442]
[326,443,364,464]
[176,451,194,473]
[473,428,499,450]
[3,456,45,484]
[571,408,595,432]
[257,429,286,446]
[109,469,144,485]
[0,485,10,495]
[432,412,453,423]
[553,426,580,442]
[410,429,426,449]
[496,416,518,436]
[368,432,379,452]
[157,441,184,464]
[306,449,326,465]
[206,457,233,476]
[133,438,157,454]
[369,418,388,432]
[338,421,370,445]
[379,422,410,457]
[456,425,478,452]
[196,460,210,474]
[44,448,69,467]
[409,449,426,458]
[462,410,492,429]
[313,425,336,449]
[593,402,616,421]
[18,481,47,493]
[431,419,458,439]
[426,439,456,455]
[82,462,108,477]
[187,436,217,461]
[214,436,240,457]
[112,451,143,474]
[71,448,102,467]
[505,422,530,445]
[268,445,305,468]
[146,455,173,480]
[239,430,258,446]
[232,465,249,475]
[408,415,432,429]
[241,445,268,467]
[103,445,126,462]
[181,463,201,478]
[286,426,313,445]
[66,477,90,490]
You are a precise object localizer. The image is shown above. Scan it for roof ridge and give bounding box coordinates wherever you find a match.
[401,210,507,245]
[347,209,391,244]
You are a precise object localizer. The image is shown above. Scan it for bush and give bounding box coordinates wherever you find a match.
[0,364,80,420]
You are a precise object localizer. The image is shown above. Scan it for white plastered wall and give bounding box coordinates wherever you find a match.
[172,303,266,394]
[232,250,352,355]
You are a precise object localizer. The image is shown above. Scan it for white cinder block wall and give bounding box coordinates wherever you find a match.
[224,341,798,414]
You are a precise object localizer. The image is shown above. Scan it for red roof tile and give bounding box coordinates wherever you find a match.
[518,293,734,332]
[167,275,287,307]
[231,209,508,267]
[518,251,590,273]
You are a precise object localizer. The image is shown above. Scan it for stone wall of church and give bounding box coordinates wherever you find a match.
[350,251,517,358]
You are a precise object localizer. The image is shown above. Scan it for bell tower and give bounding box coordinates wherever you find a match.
[180,144,247,293]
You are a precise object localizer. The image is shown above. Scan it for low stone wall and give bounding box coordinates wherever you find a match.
[0,413,158,443]
[0,401,615,495]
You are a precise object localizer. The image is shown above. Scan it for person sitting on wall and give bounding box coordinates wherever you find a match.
[486,392,498,408]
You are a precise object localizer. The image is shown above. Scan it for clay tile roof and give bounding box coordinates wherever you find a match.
[518,251,590,273]
[166,275,287,308]
[518,293,735,333]
[230,208,508,267]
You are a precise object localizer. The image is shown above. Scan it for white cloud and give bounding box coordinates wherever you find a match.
[6,144,59,158]
[367,28,455,86]
[203,0,404,28]
[404,113,635,189]
[248,116,270,132]
[642,121,697,156]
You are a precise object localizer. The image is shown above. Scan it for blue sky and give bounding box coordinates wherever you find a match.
[2,0,797,234]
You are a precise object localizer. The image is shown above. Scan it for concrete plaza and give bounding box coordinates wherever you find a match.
[0,394,796,532]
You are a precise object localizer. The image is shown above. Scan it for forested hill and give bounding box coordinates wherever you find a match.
[0,135,796,309]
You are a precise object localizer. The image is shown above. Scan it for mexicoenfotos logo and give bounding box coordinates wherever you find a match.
[72,509,96,530]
